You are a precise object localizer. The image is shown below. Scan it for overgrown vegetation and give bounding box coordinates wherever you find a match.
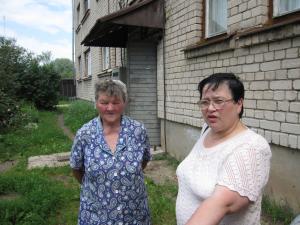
[0,36,67,130]
[63,100,97,133]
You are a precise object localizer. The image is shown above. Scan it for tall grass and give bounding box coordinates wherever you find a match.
[63,100,97,133]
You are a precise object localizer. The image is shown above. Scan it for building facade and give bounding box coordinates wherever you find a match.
[73,0,300,212]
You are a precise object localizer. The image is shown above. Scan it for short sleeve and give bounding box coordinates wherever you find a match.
[217,139,271,202]
[70,130,85,170]
[141,126,151,162]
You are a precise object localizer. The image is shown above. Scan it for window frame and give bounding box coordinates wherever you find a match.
[84,49,91,77]
[205,0,228,38]
[77,55,82,79]
[273,0,300,17]
[102,47,110,71]
[84,0,90,13]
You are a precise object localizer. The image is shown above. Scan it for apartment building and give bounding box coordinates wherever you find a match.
[73,0,300,211]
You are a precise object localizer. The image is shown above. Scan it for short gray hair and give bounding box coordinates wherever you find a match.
[95,79,128,102]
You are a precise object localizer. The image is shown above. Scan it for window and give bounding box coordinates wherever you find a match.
[84,0,90,13]
[205,0,227,37]
[102,47,110,70]
[76,4,80,26]
[273,0,300,16]
[78,56,82,78]
[84,50,91,76]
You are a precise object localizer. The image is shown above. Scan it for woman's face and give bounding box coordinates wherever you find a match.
[201,83,243,132]
[96,93,126,126]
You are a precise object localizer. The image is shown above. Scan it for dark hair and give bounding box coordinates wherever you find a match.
[197,73,244,118]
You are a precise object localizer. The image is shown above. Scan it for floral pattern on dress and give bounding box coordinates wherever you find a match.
[70,116,151,225]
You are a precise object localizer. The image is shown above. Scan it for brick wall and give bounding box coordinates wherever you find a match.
[161,0,300,149]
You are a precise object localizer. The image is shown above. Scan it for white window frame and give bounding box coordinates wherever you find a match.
[205,0,228,38]
[84,49,91,76]
[102,47,110,70]
[273,0,300,17]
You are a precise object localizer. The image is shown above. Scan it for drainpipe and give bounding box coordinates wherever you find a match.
[72,0,76,87]
[162,0,167,153]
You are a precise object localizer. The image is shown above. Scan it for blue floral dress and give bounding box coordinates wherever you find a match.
[70,116,151,225]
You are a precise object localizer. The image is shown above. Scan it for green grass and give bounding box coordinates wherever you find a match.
[63,100,97,133]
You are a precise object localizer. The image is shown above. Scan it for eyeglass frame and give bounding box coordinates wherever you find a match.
[197,98,234,110]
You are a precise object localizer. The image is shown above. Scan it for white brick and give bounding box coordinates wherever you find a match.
[257,100,277,110]
[255,110,264,118]
[272,132,280,144]
[243,117,260,127]
[260,120,280,131]
[286,113,298,123]
[245,109,255,117]
[274,112,285,122]
[286,91,297,100]
[288,135,298,149]
[282,59,300,69]
[290,102,300,113]
[281,123,300,135]
[265,130,272,143]
[275,70,288,79]
[286,48,298,58]
[292,36,300,47]
[263,91,273,99]
[274,50,285,59]
[280,133,288,147]
[274,91,285,100]
[265,71,276,80]
[270,80,292,90]
[260,61,281,71]
[264,52,274,61]
[244,99,256,108]
[254,91,263,99]
[288,69,300,79]
[249,81,268,90]
[243,64,260,72]
[269,40,292,51]
[255,72,265,80]
[278,101,289,111]
[293,80,300,90]
[254,53,263,62]
[264,111,274,120]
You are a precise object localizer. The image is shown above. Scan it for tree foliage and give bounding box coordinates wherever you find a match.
[51,58,74,78]
[0,36,61,129]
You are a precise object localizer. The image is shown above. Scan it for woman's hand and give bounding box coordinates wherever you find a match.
[185,185,250,225]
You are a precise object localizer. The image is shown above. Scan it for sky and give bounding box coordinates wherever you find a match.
[0,0,73,60]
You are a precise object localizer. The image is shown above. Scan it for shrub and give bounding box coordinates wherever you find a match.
[0,91,19,130]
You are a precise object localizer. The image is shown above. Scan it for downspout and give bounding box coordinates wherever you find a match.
[162,0,167,153]
[72,0,76,87]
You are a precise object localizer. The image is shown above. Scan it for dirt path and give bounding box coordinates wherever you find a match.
[57,114,74,141]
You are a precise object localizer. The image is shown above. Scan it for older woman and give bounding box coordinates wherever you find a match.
[176,73,271,225]
[70,79,151,225]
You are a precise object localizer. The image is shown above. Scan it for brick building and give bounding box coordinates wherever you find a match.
[73,0,300,211]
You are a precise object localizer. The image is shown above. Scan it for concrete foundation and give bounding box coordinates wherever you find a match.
[163,119,300,213]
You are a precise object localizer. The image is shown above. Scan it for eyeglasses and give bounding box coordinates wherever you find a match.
[197,98,233,110]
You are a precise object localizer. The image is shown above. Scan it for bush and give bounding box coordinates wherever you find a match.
[0,91,19,130]
[17,62,60,110]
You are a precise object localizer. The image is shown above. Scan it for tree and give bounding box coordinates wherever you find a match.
[51,58,74,78]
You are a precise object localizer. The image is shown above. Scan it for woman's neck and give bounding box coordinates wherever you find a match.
[206,120,246,147]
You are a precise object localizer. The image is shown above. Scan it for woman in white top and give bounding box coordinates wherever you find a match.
[176,73,271,225]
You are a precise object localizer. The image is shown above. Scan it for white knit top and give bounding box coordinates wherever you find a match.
[176,127,271,225]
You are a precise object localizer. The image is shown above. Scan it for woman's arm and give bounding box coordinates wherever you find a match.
[72,169,84,184]
[185,185,250,225]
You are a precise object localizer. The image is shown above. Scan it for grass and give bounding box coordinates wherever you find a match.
[0,100,295,225]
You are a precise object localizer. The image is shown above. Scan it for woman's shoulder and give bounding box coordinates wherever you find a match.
[122,116,145,129]
[76,117,98,135]
[233,128,271,155]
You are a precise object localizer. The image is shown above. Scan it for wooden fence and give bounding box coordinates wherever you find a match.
[59,79,76,98]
